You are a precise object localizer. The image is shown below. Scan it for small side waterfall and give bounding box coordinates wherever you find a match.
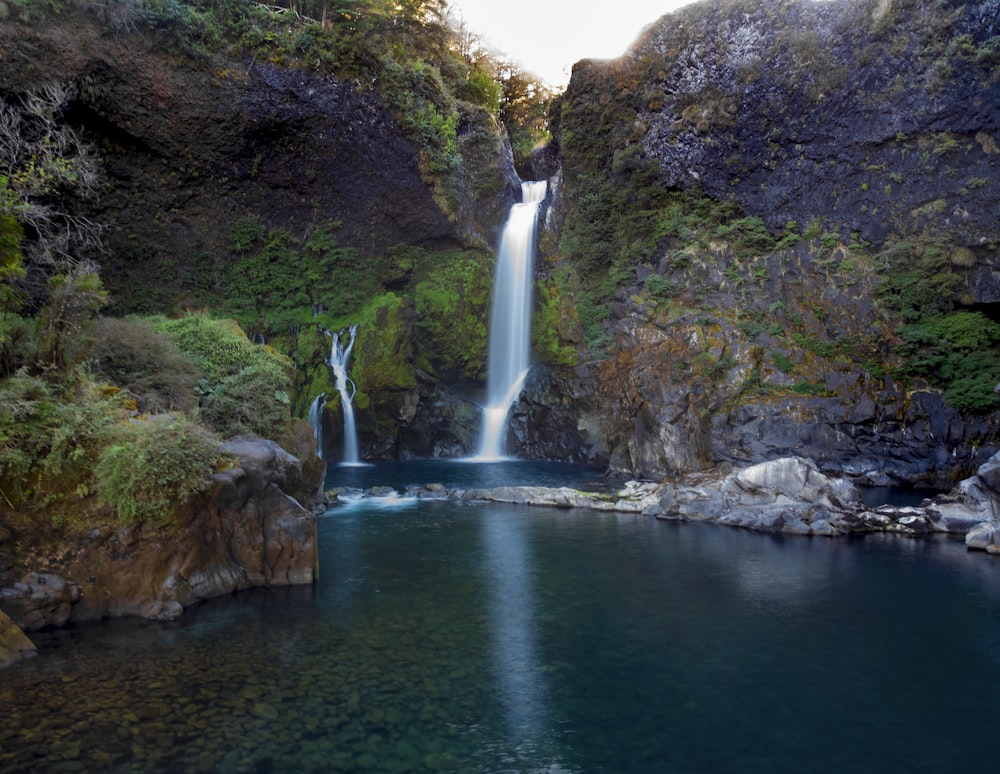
[307,393,326,459]
[322,324,363,466]
[476,180,547,460]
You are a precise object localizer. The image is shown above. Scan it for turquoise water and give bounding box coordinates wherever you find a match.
[326,458,610,492]
[3,466,1000,772]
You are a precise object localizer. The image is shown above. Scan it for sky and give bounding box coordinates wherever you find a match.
[447,1,699,87]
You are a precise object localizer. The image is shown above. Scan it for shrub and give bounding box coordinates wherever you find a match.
[898,311,1000,413]
[412,249,490,380]
[95,413,221,525]
[0,371,125,504]
[153,314,292,438]
[89,316,203,414]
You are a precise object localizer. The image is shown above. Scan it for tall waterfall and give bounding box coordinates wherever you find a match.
[322,325,362,466]
[476,180,547,460]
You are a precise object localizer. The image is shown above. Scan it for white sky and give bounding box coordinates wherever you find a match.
[447,1,700,87]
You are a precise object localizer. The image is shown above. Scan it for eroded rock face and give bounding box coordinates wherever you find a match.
[626,0,1000,248]
[520,0,1000,484]
[0,437,322,631]
[0,6,505,311]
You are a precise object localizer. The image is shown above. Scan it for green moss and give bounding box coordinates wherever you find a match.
[533,279,579,367]
[897,311,1000,413]
[412,249,491,381]
[345,293,417,396]
[95,413,221,525]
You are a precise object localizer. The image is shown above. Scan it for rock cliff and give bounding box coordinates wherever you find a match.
[2,0,998,490]
[0,4,516,310]
[521,0,1000,487]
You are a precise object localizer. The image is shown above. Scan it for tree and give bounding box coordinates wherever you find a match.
[0,83,103,299]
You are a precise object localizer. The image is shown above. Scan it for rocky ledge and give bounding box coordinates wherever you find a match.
[462,456,1000,549]
[0,436,323,669]
[394,454,1000,552]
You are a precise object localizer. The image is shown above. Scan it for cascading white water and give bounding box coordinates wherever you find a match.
[307,393,326,460]
[322,324,363,466]
[476,180,547,460]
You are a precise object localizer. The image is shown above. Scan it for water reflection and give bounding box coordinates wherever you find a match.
[481,512,550,745]
[4,499,1000,773]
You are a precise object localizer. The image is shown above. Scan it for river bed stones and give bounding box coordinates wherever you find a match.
[0,609,35,668]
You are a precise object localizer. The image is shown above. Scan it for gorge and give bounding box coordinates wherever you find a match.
[1,0,999,704]
[2,0,1000,768]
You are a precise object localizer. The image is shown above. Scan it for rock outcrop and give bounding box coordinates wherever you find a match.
[453,452,1000,547]
[633,0,999,245]
[517,0,1000,484]
[0,436,322,644]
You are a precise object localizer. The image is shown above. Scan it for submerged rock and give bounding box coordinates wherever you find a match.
[0,609,36,669]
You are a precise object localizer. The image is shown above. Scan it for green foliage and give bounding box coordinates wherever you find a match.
[0,214,25,315]
[349,293,417,394]
[532,279,578,367]
[380,59,460,176]
[496,62,553,176]
[88,316,203,414]
[558,173,615,280]
[227,216,266,253]
[35,270,107,370]
[462,65,503,116]
[644,274,680,302]
[153,314,292,438]
[715,216,777,256]
[575,289,612,351]
[222,220,365,325]
[771,351,795,373]
[790,381,830,396]
[875,238,960,321]
[0,372,125,505]
[95,414,221,524]
[898,311,1000,413]
[412,250,491,380]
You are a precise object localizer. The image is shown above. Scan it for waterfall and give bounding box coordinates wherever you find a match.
[308,393,326,460]
[476,180,547,460]
[322,324,363,466]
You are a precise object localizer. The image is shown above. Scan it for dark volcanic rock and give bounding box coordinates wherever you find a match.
[0,609,35,670]
[524,0,1000,483]
[0,7,468,310]
[626,0,1000,248]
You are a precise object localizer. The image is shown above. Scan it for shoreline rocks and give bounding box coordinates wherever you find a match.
[414,454,1000,552]
[0,437,323,668]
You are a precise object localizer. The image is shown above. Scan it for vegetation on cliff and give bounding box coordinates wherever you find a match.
[545,0,1000,420]
[2,0,997,490]
[0,0,558,514]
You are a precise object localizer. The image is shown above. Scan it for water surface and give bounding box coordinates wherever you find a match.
[3,468,1000,772]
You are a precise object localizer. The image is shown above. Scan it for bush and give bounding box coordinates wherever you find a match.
[898,311,1000,414]
[412,249,491,380]
[153,314,293,438]
[95,413,221,524]
[89,316,203,413]
[0,371,125,504]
